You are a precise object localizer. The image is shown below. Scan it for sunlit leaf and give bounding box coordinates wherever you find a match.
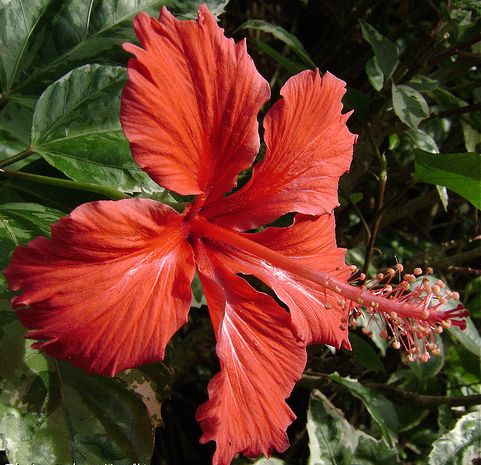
[31,64,161,194]
[1,0,229,99]
[429,410,481,464]
[415,150,481,209]
[0,295,155,465]
[307,390,399,465]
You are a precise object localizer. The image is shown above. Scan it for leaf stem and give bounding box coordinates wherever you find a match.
[0,168,130,200]
[0,147,35,168]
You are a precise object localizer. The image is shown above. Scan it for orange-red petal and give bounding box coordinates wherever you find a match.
[206,214,352,348]
[121,5,270,199]
[4,199,195,376]
[194,241,306,465]
[204,70,356,230]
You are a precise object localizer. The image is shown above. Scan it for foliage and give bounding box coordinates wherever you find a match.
[1,1,480,465]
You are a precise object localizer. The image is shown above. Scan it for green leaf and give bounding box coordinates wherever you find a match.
[365,56,384,91]
[415,150,481,209]
[0,202,63,268]
[0,297,155,465]
[307,390,399,465]
[254,39,307,74]
[31,64,161,194]
[405,129,439,153]
[0,0,52,95]
[359,20,399,80]
[2,0,229,99]
[408,75,440,92]
[348,333,386,374]
[428,410,481,464]
[173,0,229,19]
[239,19,316,68]
[329,373,399,448]
[392,84,430,129]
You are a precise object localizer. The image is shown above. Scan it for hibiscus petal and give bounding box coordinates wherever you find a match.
[204,214,352,348]
[121,5,270,199]
[194,241,306,465]
[204,70,357,230]
[4,199,195,376]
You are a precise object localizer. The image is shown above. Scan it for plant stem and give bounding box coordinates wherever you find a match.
[426,103,481,121]
[0,168,130,200]
[0,147,35,168]
[363,124,387,274]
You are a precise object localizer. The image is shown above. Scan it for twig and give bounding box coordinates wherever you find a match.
[429,34,481,65]
[426,103,481,121]
[366,383,481,408]
[363,124,387,274]
[432,246,481,268]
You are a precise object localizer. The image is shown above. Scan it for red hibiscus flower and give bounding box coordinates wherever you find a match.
[4,5,468,465]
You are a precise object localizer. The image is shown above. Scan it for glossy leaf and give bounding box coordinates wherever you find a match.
[2,0,230,99]
[329,373,399,448]
[359,20,399,80]
[0,297,154,465]
[428,410,481,465]
[415,150,481,209]
[31,64,160,193]
[239,19,316,68]
[0,203,62,268]
[392,84,430,129]
[307,390,399,465]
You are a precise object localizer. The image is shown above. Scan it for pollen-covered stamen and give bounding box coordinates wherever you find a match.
[350,268,469,362]
[189,217,468,364]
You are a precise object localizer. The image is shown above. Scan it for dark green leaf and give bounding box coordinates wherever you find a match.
[31,64,161,194]
[0,298,155,465]
[359,20,399,80]
[348,333,386,374]
[415,150,481,209]
[392,84,430,129]
[330,373,399,448]
[0,202,63,268]
[428,410,481,464]
[254,39,307,74]
[239,19,316,68]
[307,390,399,465]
